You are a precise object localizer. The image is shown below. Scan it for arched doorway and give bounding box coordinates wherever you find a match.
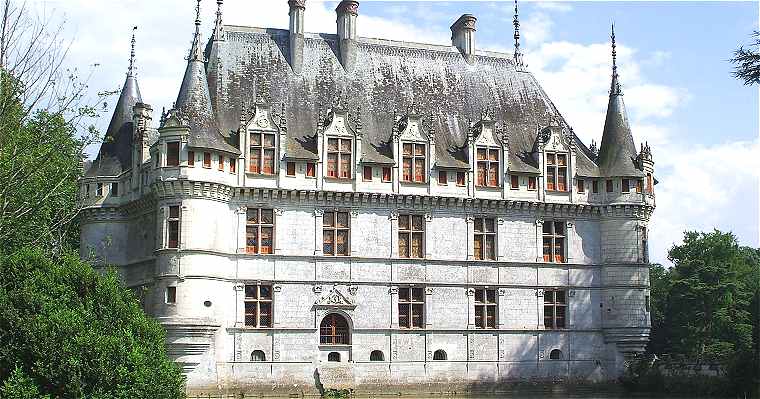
[320,313,350,345]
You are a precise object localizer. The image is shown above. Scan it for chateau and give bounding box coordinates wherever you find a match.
[79,0,656,395]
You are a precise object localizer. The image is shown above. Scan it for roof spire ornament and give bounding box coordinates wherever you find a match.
[213,0,224,41]
[513,0,525,70]
[610,23,621,95]
[189,0,205,62]
[127,26,137,77]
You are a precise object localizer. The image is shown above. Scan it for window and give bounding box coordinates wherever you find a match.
[549,349,563,360]
[402,143,426,183]
[323,211,350,256]
[328,352,341,362]
[250,132,276,174]
[246,208,274,254]
[433,350,447,360]
[306,162,316,177]
[476,148,500,187]
[85,184,90,198]
[165,286,176,304]
[398,214,424,259]
[320,313,350,345]
[188,151,195,166]
[528,176,537,190]
[438,170,447,185]
[363,165,372,181]
[167,205,180,249]
[510,174,519,189]
[622,178,630,193]
[398,287,424,329]
[577,179,585,193]
[473,217,496,261]
[370,350,384,361]
[96,183,103,196]
[635,179,643,193]
[251,350,266,362]
[642,227,649,263]
[327,138,352,179]
[382,167,391,182]
[645,295,650,312]
[606,179,613,193]
[544,289,567,329]
[167,142,180,166]
[218,155,224,171]
[592,180,599,193]
[542,221,565,263]
[545,153,567,191]
[474,288,497,329]
[456,171,466,186]
[244,284,273,327]
[647,173,653,193]
[111,182,119,197]
[286,162,296,176]
[229,157,236,173]
[203,152,211,168]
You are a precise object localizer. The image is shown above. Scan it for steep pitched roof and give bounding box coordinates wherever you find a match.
[207,26,581,173]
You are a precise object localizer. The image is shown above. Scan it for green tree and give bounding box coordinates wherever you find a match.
[0,248,185,398]
[646,263,672,355]
[731,31,760,85]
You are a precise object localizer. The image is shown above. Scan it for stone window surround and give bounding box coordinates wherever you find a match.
[234,282,281,328]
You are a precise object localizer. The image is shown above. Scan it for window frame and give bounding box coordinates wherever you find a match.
[320,313,350,345]
[246,208,275,255]
[111,182,119,197]
[456,171,466,187]
[545,152,568,192]
[438,170,448,185]
[244,284,273,328]
[474,288,497,329]
[203,152,211,168]
[398,214,425,259]
[229,157,236,174]
[473,217,497,261]
[188,150,195,167]
[218,154,225,171]
[476,147,501,187]
[577,178,585,193]
[510,174,519,190]
[166,142,180,167]
[306,162,316,178]
[382,166,392,182]
[592,179,599,193]
[401,142,427,183]
[543,289,567,330]
[542,220,566,263]
[286,162,296,177]
[249,131,277,175]
[167,205,180,249]
[323,210,350,256]
[398,286,424,329]
[528,176,537,191]
[165,286,177,304]
[326,137,353,179]
[362,165,372,182]
[606,179,614,193]
[621,178,630,193]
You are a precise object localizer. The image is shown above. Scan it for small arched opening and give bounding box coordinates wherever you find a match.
[320,313,350,345]
[433,349,447,360]
[370,350,385,361]
[328,352,341,362]
[549,349,563,360]
[251,350,266,362]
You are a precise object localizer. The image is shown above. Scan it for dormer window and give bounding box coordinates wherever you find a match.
[476,147,500,187]
[250,132,276,175]
[546,153,567,192]
[327,138,352,179]
[166,142,180,166]
[402,143,426,183]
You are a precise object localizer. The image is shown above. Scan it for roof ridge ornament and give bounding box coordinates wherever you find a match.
[513,0,526,71]
[213,0,224,42]
[127,26,137,77]
[610,23,621,96]
[188,0,205,62]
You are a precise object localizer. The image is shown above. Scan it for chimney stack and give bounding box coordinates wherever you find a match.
[451,14,477,63]
[288,0,306,74]
[336,0,359,72]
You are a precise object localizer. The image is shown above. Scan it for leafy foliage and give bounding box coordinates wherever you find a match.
[0,248,185,398]
[731,31,760,85]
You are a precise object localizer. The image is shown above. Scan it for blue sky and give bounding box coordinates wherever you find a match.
[46,0,759,264]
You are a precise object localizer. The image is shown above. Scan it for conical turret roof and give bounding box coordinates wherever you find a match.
[597,25,643,177]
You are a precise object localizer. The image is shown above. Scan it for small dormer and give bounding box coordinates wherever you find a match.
[154,109,190,170]
[535,117,575,196]
[394,106,430,184]
[471,112,504,189]
[319,100,358,181]
[243,98,281,176]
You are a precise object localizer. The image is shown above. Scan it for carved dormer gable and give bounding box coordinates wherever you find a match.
[535,117,571,153]
[396,112,428,143]
[472,115,501,148]
[246,100,279,134]
[314,286,356,309]
[322,104,356,138]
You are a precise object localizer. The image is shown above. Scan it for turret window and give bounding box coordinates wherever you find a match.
[166,142,180,166]
[542,221,565,263]
[456,171,466,186]
[250,132,276,174]
[167,205,180,249]
[229,158,236,173]
[327,138,352,179]
[246,208,274,254]
[402,143,426,183]
[528,176,537,190]
[622,178,630,193]
[476,147,500,187]
[203,152,211,168]
[636,179,643,193]
[218,155,224,171]
[546,153,567,191]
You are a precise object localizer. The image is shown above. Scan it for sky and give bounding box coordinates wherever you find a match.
[32,0,760,265]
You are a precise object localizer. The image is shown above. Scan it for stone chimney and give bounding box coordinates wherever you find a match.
[336,0,358,72]
[288,0,305,74]
[451,14,476,63]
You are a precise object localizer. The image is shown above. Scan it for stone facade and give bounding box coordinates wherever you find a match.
[79,1,655,396]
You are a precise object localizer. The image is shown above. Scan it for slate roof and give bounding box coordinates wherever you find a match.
[596,92,644,177]
[85,73,141,177]
[207,26,597,174]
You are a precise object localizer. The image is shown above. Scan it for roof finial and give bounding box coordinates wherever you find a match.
[610,22,621,95]
[127,26,137,77]
[189,0,205,62]
[513,0,525,70]
[213,0,224,41]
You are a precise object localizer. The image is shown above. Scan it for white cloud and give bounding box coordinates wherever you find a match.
[535,2,573,13]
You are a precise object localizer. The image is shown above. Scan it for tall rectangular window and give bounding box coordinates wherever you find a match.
[327,138,352,179]
[363,165,372,181]
[398,287,424,329]
[438,170,447,185]
[218,155,224,171]
[544,289,567,329]
[402,143,426,183]
[165,286,177,304]
[85,184,90,198]
[250,132,276,174]
[167,142,180,166]
[477,148,500,187]
[546,153,567,191]
[592,180,599,193]
[528,176,537,190]
[398,214,424,259]
[382,167,391,182]
[306,162,316,177]
[636,179,643,193]
[167,205,180,249]
[96,183,103,196]
[510,174,519,189]
[474,288,497,329]
[577,179,585,193]
[111,182,119,197]
[229,157,236,173]
[203,152,211,168]
[474,217,496,261]
[246,208,274,254]
[622,178,630,193]
[542,221,565,263]
[244,284,272,328]
[647,174,654,194]
[456,171,466,186]
[187,151,195,166]
[286,162,296,176]
[323,211,350,256]
[606,179,613,193]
